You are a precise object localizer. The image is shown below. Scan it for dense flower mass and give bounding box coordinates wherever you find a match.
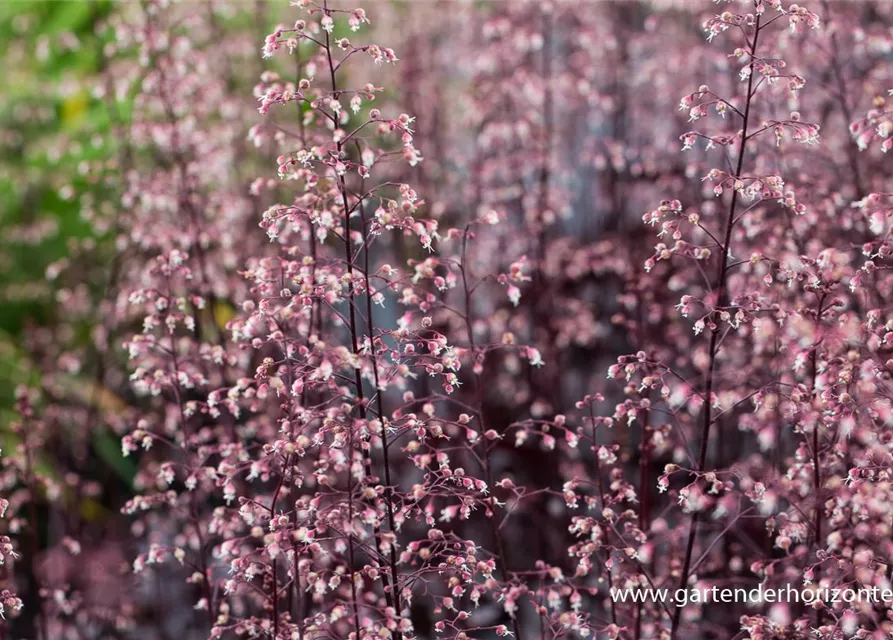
[4,0,893,638]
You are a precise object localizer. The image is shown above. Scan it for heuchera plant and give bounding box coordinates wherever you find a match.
[9,0,893,638]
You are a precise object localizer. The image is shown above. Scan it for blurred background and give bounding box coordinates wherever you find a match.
[2,1,893,638]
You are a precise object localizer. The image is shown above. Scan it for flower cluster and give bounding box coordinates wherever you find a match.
[8,0,893,639]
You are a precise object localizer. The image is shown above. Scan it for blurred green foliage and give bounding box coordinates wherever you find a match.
[0,1,117,386]
[0,1,129,488]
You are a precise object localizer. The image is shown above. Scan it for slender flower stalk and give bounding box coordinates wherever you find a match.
[12,1,893,639]
[671,14,764,637]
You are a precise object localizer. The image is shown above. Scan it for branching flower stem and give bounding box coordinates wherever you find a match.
[321,4,403,633]
[671,13,762,639]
